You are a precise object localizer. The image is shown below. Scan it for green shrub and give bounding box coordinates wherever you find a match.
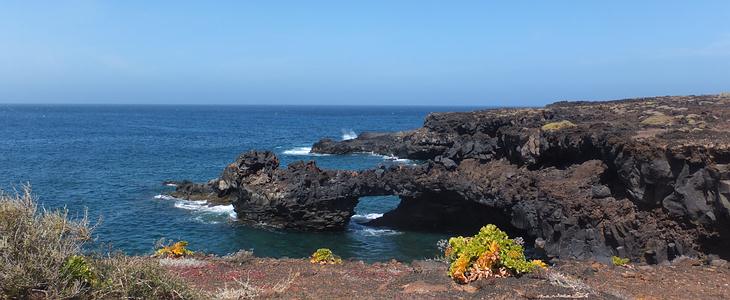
[61,255,99,287]
[444,224,546,284]
[310,248,342,265]
[611,256,630,266]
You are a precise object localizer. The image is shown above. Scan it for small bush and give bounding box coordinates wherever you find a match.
[155,240,195,258]
[61,255,99,287]
[444,224,544,284]
[541,120,577,132]
[310,248,342,265]
[611,256,630,266]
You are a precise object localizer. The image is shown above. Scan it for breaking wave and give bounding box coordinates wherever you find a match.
[154,194,237,222]
[359,152,413,164]
[351,213,383,223]
[282,146,330,156]
[357,228,402,237]
[341,129,358,140]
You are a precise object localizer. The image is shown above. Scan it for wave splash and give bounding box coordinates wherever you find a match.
[349,213,402,236]
[358,228,402,237]
[154,195,237,223]
[282,146,330,156]
[351,213,383,224]
[360,152,414,164]
[341,129,358,140]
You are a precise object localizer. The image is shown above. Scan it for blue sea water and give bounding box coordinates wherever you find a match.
[0,105,480,261]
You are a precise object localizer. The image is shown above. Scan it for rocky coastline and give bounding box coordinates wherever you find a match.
[168,94,730,264]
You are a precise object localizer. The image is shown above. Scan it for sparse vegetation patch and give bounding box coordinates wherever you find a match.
[611,256,630,266]
[541,120,577,132]
[0,187,200,299]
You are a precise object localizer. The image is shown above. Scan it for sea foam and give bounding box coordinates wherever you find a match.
[351,213,384,223]
[282,146,330,156]
[341,129,358,140]
[359,152,414,164]
[154,194,237,220]
[357,228,402,237]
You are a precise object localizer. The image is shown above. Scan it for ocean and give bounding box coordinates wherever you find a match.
[0,104,481,261]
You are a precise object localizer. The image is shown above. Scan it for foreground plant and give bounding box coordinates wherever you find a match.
[611,256,630,266]
[155,240,195,258]
[444,224,546,284]
[0,187,199,299]
[310,248,342,265]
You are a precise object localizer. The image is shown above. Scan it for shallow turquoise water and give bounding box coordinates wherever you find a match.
[0,105,481,261]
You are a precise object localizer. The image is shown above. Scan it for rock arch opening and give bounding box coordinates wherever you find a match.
[350,195,401,226]
[359,191,527,239]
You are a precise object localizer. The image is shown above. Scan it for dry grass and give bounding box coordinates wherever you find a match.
[0,186,201,299]
[223,249,255,265]
[0,186,92,298]
[543,270,593,298]
[212,270,299,299]
[640,114,675,126]
[541,120,577,132]
[213,278,260,300]
[89,254,201,299]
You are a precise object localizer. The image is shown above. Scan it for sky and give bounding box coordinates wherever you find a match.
[1,1,729,106]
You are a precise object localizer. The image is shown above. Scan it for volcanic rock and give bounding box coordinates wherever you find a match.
[169,94,730,263]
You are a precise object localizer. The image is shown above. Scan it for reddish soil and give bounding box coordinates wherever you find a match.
[165,257,730,299]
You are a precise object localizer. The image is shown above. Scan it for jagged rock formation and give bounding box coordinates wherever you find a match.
[170,94,730,263]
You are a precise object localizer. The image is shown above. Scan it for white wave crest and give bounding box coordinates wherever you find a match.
[282,146,330,156]
[357,228,402,237]
[341,129,358,140]
[282,146,312,155]
[351,213,383,223]
[380,155,412,163]
[154,194,237,220]
[359,152,414,164]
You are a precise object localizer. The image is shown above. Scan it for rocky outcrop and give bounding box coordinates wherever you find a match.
[169,94,730,263]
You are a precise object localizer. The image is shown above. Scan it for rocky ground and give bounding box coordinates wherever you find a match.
[164,255,730,299]
[169,94,730,265]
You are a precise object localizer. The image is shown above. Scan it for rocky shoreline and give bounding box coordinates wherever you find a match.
[168,94,730,264]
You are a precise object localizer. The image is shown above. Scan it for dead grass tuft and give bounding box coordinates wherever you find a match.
[0,186,200,299]
[640,114,674,126]
[541,120,577,132]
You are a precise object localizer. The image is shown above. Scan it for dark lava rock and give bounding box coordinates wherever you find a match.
[169,94,730,264]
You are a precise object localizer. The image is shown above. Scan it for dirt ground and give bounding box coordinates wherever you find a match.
[164,256,730,299]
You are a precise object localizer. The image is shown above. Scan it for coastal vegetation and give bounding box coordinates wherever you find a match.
[540,120,577,132]
[0,187,199,299]
[309,248,342,265]
[611,256,630,266]
[444,224,546,284]
[155,240,195,259]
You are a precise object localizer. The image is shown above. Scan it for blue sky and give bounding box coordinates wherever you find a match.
[1,1,729,106]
